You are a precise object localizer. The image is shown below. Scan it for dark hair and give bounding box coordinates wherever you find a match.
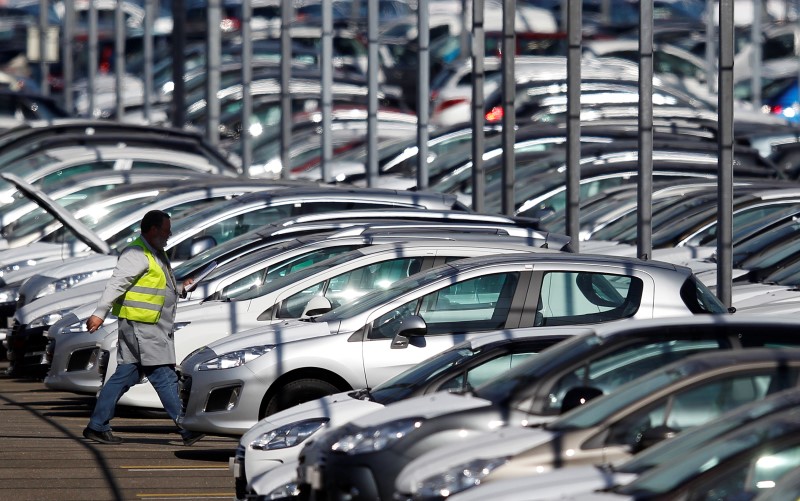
[140,210,170,233]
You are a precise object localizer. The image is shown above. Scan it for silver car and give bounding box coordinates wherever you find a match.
[100,239,556,410]
[177,253,721,437]
[396,346,800,500]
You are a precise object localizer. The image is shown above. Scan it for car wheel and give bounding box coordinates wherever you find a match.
[263,378,341,417]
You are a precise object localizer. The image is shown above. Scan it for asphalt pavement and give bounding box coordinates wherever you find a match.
[0,362,239,501]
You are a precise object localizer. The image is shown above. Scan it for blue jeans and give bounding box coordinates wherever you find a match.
[87,362,192,439]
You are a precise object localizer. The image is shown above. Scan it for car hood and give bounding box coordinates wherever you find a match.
[17,281,105,324]
[18,254,117,299]
[0,173,110,254]
[248,459,299,498]
[0,244,96,280]
[396,426,558,493]
[731,284,800,309]
[349,392,493,428]
[205,319,339,355]
[240,391,384,447]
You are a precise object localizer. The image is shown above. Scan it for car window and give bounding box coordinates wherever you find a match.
[216,245,363,300]
[604,373,775,447]
[535,271,642,326]
[439,351,538,393]
[277,257,425,318]
[168,206,293,261]
[38,160,117,190]
[685,443,800,501]
[369,271,521,339]
[543,339,723,414]
[680,275,729,314]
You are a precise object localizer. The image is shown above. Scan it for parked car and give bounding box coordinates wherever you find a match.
[42,212,568,394]
[561,402,800,500]
[394,347,800,500]
[444,387,800,501]
[231,327,577,499]
[106,238,560,409]
[293,314,800,501]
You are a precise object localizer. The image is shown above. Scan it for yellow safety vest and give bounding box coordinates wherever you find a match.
[112,237,168,324]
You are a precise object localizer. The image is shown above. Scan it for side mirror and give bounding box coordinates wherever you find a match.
[560,386,604,414]
[189,236,217,257]
[301,296,333,318]
[391,315,427,349]
[632,425,678,453]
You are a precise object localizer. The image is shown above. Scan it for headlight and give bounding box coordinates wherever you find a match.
[60,317,89,334]
[0,259,37,278]
[198,345,275,370]
[35,270,112,298]
[266,481,300,499]
[331,418,423,455]
[250,418,329,451]
[0,286,19,304]
[414,457,510,498]
[28,311,66,329]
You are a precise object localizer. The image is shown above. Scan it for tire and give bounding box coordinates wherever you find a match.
[263,378,342,417]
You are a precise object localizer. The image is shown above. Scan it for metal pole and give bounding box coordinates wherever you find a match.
[143,0,154,122]
[417,0,430,190]
[705,0,715,94]
[88,0,97,117]
[39,0,49,96]
[501,0,515,216]
[566,0,582,251]
[471,0,486,212]
[280,1,292,179]
[637,0,654,260]
[321,0,333,183]
[752,0,762,107]
[366,0,379,187]
[206,0,221,146]
[242,0,253,176]
[62,0,74,113]
[171,0,187,128]
[717,0,735,308]
[115,0,125,120]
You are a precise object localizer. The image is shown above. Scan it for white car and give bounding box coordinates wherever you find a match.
[230,328,576,499]
[99,240,557,409]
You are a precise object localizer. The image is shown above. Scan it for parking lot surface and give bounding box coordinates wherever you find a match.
[0,362,238,501]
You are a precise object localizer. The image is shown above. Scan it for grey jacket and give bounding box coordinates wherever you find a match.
[94,238,183,366]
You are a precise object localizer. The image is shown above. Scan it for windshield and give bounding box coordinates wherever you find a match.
[616,408,800,496]
[474,333,602,405]
[226,249,363,301]
[215,244,362,300]
[545,366,690,431]
[314,264,458,322]
[618,390,800,475]
[369,344,481,404]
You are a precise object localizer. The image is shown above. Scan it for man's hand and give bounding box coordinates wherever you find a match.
[86,315,104,333]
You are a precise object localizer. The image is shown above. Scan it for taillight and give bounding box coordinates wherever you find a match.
[485,106,504,122]
[221,17,240,32]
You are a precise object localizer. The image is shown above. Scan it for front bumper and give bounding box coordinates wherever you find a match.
[43,330,104,394]
[179,360,265,436]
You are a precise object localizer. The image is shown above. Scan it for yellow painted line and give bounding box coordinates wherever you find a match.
[123,465,227,470]
[136,494,231,499]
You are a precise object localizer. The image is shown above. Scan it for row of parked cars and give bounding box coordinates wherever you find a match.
[5,108,800,501]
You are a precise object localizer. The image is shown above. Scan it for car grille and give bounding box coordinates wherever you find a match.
[97,349,110,379]
[178,372,192,412]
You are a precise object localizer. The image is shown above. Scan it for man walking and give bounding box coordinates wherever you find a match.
[82,210,204,446]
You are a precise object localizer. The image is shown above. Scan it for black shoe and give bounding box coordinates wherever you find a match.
[83,427,123,445]
[181,431,205,446]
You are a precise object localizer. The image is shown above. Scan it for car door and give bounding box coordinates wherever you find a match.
[360,269,533,387]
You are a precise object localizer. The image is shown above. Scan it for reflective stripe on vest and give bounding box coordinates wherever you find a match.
[112,237,168,324]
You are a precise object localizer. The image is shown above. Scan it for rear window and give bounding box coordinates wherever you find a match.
[680,275,729,314]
